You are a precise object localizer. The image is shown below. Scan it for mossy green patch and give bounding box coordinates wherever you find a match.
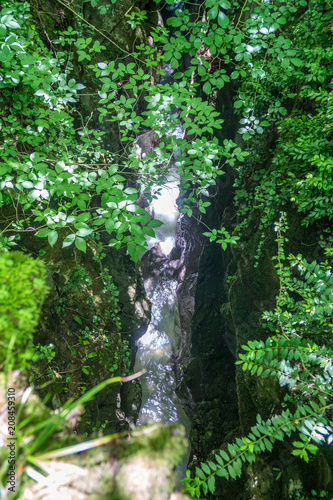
[0,251,48,371]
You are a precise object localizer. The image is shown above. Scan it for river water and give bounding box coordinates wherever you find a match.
[133,117,190,483]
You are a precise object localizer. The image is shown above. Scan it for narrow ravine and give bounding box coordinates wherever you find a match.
[134,164,191,482]
[133,4,191,482]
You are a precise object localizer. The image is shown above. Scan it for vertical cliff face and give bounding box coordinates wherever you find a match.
[176,173,239,461]
[175,71,333,498]
[171,65,242,461]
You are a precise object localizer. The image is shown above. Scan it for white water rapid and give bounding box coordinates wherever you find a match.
[133,139,190,484]
[134,169,184,424]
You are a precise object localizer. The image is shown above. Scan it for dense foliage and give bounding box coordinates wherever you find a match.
[0,0,332,497]
[0,0,246,261]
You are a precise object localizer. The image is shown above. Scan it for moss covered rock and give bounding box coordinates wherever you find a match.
[0,251,48,370]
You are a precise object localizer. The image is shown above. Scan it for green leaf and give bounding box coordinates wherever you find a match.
[76,228,93,237]
[194,38,202,50]
[219,0,231,8]
[75,237,87,253]
[291,57,303,67]
[167,17,182,27]
[228,464,237,479]
[127,241,139,263]
[207,6,218,19]
[48,230,58,247]
[62,233,76,248]
[87,352,97,358]
[21,181,33,189]
[201,463,211,475]
[170,57,179,69]
[281,58,290,69]
[105,219,115,234]
[216,468,228,478]
[220,450,229,461]
[117,221,129,234]
[218,11,229,28]
[202,482,208,496]
[203,81,212,94]
[208,461,217,471]
[36,227,51,238]
[149,219,164,228]
[144,226,155,237]
[195,467,206,480]
[215,34,223,47]
[2,15,20,29]
[207,475,215,493]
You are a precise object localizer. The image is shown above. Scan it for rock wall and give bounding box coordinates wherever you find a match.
[178,147,333,499]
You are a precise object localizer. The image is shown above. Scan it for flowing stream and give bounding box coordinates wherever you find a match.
[134,165,190,482]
